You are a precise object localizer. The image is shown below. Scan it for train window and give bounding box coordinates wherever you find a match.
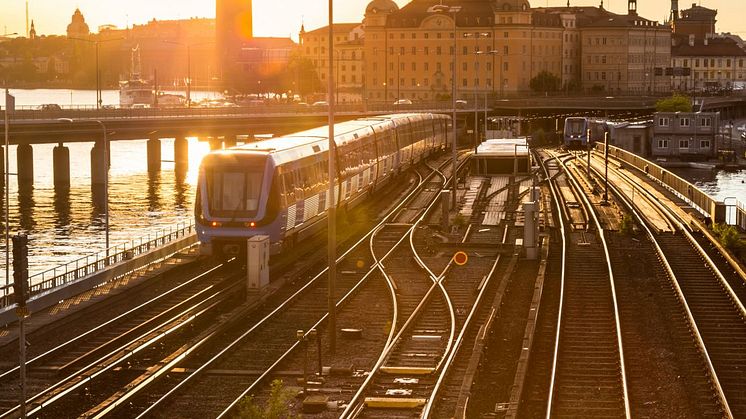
[206,169,263,217]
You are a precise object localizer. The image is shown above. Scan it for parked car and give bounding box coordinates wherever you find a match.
[40,104,62,111]
[455,100,468,109]
[393,99,413,106]
[311,101,329,107]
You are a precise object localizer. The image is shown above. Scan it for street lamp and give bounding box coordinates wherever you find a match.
[58,118,109,252]
[429,4,461,207]
[465,35,489,150]
[69,37,123,109]
[478,50,500,143]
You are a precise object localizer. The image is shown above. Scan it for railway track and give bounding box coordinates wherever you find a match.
[339,173,518,417]
[79,156,462,418]
[546,154,630,418]
[584,151,746,417]
[0,261,242,417]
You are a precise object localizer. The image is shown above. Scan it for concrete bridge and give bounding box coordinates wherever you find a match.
[2,95,744,188]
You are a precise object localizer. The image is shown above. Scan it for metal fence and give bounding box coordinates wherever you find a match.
[0,222,196,309]
[596,144,721,220]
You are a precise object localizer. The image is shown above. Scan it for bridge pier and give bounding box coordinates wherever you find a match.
[53,143,71,188]
[147,139,161,172]
[209,137,222,151]
[223,135,237,148]
[17,144,33,186]
[174,137,188,172]
[90,140,107,186]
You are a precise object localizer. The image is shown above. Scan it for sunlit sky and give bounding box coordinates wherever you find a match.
[1,0,743,41]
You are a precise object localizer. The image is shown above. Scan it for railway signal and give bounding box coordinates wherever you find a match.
[453,251,468,266]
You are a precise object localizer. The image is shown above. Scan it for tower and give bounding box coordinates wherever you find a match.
[216,0,253,84]
[670,0,679,22]
[25,1,29,38]
[628,0,637,15]
[29,20,36,40]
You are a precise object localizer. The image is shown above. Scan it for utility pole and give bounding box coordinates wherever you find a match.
[327,0,337,355]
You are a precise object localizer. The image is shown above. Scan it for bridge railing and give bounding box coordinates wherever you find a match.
[596,143,721,220]
[1,102,462,121]
[0,222,196,309]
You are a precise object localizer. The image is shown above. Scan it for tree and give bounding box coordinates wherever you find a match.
[237,379,299,419]
[655,94,692,112]
[530,71,561,93]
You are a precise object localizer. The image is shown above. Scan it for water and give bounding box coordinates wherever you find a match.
[1,88,220,108]
[1,89,218,287]
[670,167,746,206]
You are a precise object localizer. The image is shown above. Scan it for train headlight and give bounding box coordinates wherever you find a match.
[210,221,222,227]
[245,221,256,228]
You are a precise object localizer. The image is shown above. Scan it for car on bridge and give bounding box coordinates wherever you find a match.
[39,104,62,111]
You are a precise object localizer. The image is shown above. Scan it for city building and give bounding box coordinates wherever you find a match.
[608,120,652,156]
[299,23,364,102]
[66,8,90,38]
[298,0,672,100]
[669,3,746,92]
[540,2,672,95]
[652,111,719,159]
[363,0,565,102]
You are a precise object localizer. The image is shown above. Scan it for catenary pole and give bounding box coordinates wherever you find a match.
[327,0,337,355]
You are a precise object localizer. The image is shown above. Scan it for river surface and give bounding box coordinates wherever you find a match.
[1,89,218,288]
[1,88,745,289]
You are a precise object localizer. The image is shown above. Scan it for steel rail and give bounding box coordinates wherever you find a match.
[583,154,734,417]
[585,152,746,320]
[544,152,631,419]
[421,225,510,418]
[217,159,459,418]
[137,159,454,418]
[0,262,226,382]
[340,158,472,418]
[5,280,236,419]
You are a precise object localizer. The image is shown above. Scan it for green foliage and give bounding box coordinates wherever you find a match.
[619,214,634,235]
[655,95,693,112]
[529,70,561,93]
[712,223,744,252]
[236,379,299,419]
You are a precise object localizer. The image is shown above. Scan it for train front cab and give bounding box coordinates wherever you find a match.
[196,151,281,259]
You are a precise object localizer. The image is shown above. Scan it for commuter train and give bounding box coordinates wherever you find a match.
[564,117,608,149]
[195,113,451,257]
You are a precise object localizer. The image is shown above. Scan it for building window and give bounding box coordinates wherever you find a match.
[463,78,468,87]
[463,62,468,71]
[437,46,442,55]
[424,47,429,55]
[658,117,669,127]
[700,140,710,148]
[679,139,689,149]
[700,117,712,127]
[463,46,468,55]
[657,139,669,148]
[424,62,429,71]
[424,33,429,39]
[504,31,509,38]
[680,118,690,127]
[411,62,416,71]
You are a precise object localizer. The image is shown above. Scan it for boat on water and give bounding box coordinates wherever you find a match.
[119,45,154,108]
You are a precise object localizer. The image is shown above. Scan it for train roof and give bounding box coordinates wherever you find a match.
[476,138,530,157]
[217,113,448,167]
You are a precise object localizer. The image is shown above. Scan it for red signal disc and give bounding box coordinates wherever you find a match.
[453,251,468,266]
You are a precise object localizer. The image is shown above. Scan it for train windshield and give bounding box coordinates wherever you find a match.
[206,168,264,218]
[566,119,586,135]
